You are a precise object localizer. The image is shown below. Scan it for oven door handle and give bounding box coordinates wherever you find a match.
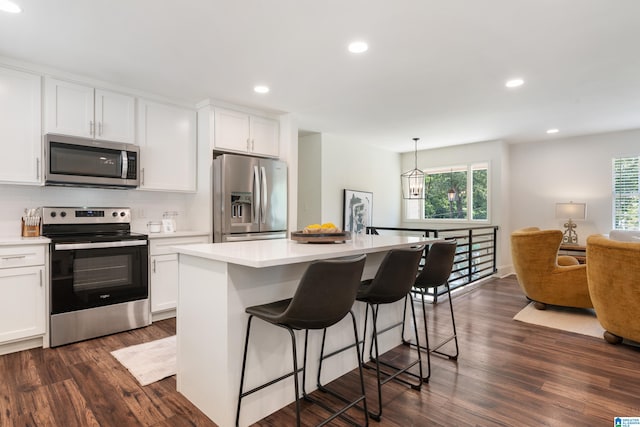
[54,240,148,250]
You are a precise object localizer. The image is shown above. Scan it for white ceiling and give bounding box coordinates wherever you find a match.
[2,0,640,153]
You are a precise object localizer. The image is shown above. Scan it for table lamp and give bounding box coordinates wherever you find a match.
[555,202,586,245]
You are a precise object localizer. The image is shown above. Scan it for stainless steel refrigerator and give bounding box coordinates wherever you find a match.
[213,154,288,242]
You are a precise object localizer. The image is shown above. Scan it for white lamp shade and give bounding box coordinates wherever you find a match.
[555,202,587,220]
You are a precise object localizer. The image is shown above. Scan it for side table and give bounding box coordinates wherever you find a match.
[559,244,586,264]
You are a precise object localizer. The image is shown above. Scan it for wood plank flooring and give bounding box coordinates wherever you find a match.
[2,275,640,426]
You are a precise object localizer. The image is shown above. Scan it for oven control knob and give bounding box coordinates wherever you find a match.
[120,211,126,217]
[112,212,118,217]
[60,211,66,218]
[50,211,56,217]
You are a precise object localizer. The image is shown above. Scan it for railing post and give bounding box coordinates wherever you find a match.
[467,229,473,284]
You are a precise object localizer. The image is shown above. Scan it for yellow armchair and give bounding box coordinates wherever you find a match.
[510,227,592,310]
[586,234,640,344]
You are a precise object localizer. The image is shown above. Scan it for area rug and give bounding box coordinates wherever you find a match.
[513,302,605,339]
[111,335,176,386]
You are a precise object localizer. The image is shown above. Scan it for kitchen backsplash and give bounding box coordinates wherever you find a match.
[0,184,206,236]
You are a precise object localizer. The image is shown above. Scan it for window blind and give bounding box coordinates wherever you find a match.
[613,156,640,230]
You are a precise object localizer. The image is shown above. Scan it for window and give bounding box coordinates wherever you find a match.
[405,163,488,221]
[613,156,640,230]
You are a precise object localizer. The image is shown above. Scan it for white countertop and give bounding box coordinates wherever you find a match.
[173,234,438,268]
[0,236,50,246]
[144,230,210,239]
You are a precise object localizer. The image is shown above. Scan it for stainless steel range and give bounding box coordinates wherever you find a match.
[42,207,149,347]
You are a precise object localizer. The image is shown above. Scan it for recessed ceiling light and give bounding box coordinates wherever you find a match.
[254,85,269,94]
[505,78,524,88]
[546,128,559,134]
[348,41,368,54]
[0,0,22,13]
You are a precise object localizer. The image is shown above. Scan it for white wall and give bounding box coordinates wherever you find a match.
[0,184,192,236]
[297,133,322,228]
[296,133,402,230]
[509,128,640,243]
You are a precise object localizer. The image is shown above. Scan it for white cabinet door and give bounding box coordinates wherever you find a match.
[250,115,279,157]
[0,266,45,343]
[213,107,279,157]
[0,66,42,184]
[150,253,178,313]
[94,89,136,143]
[45,77,94,138]
[213,108,251,153]
[137,99,197,192]
[45,78,136,144]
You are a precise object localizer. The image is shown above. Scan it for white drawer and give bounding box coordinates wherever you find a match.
[149,236,209,256]
[0,245,46,269]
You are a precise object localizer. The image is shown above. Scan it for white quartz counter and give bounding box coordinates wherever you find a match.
[173,234,433,268]
[135,230,209,239]
[0,236,50,246]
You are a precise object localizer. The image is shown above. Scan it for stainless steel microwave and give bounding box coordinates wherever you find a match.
[44,134,139,189]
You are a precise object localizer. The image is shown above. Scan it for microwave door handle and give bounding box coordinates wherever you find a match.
[121,151,128,179]
[261,166,267,224]
[253,165,260,224]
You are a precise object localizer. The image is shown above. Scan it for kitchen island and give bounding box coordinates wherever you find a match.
[173,234,440,427]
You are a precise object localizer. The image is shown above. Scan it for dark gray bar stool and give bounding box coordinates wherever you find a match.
[235,255,368,427]
[402,240,458,382]
[319,245,425,422]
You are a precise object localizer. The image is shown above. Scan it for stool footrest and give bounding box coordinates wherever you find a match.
[239,367,303,400]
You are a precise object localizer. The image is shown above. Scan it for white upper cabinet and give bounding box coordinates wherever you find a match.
[45,77,135,143]
[250,115,280,157]
[94,89,136,142]
[214,107,279,157]
[137,99,197,192]
[0,66,42,185]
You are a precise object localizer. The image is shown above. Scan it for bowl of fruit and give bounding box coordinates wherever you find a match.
[290,222,351,243]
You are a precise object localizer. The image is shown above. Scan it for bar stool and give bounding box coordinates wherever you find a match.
[402,240,458,382]
[235,255,368,427]
[319,245,425,421]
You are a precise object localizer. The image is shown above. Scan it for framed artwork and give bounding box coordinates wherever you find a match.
[343,189,373,233]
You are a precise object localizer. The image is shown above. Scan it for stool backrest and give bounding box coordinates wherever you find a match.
[359,245,425,304]
[282,254,366,330]
[414,240,457,289]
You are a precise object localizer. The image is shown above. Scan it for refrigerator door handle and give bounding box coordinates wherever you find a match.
[253,165,260,224]
[261,166,267,224]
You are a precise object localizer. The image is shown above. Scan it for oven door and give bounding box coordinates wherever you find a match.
[50,240,148,314]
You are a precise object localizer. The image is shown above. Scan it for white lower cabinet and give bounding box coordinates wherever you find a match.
[0,244,46,348]
[150,253,179,313]
[149,234,209,319]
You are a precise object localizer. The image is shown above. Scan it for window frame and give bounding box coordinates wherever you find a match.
[612,156,640,231]
[403,161,490,224]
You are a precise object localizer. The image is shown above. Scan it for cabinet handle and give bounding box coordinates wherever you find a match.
[153,259,156,273]
[251,139,255,151]
[36,158,40,180]
[1,255,27,260]
[247,138,251,151]
[98,121,103,136]
[141,168,145,185]
[39,269,43,287]
[90,120,95,136]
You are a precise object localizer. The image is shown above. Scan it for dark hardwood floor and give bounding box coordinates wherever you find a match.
[2,275,640,426]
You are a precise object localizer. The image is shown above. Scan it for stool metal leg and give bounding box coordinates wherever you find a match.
[235,316,302,427]
[313,311,369,426]
[400,281,459,382]
[365,300,423,421]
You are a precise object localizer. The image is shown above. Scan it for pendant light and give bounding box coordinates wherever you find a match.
[401,138,426,200]
[447,169,457,202]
